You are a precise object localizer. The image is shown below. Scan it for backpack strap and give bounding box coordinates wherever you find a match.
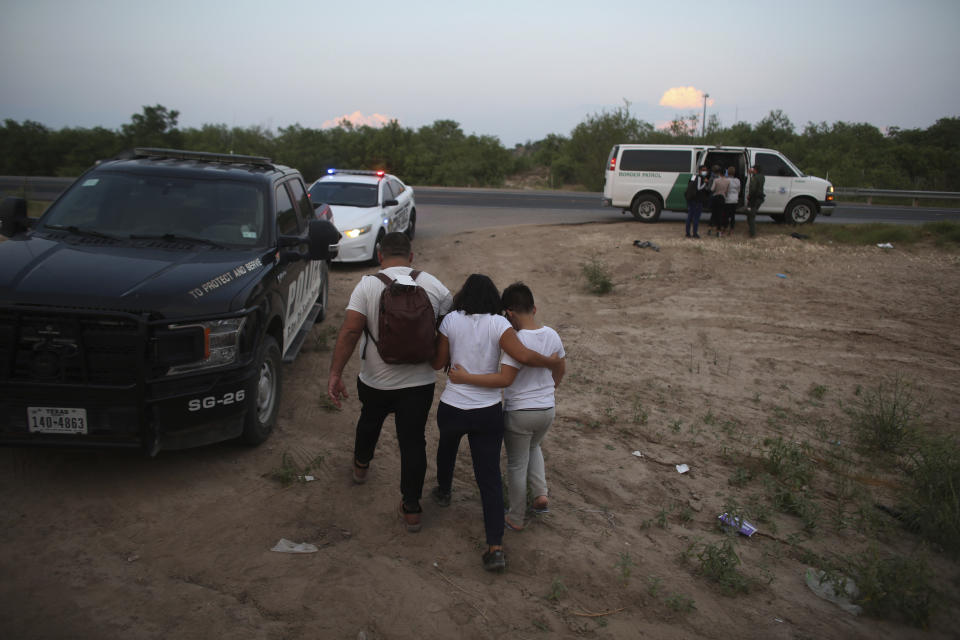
[361,273,394,359]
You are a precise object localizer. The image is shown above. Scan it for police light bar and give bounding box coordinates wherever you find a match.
[326,169,386,177]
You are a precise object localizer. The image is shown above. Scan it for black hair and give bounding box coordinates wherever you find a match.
[379,232,411,257]
[451,274,502,315]
[501,282,534,313]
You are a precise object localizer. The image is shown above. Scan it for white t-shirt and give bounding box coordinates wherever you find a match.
[501,326,565,411]
[347,266,452,390]
[439,311,513,409]
[725,177,741,204]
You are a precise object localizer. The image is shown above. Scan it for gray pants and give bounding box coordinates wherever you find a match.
[504,407,555,526]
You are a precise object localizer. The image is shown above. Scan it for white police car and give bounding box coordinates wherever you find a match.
[307,170,416,263]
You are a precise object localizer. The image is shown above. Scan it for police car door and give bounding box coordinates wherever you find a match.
[381,178,403,233]
[753,151,796,214]
[277,179,322,357]
[388,178,412,232]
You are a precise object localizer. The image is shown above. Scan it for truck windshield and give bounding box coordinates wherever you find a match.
[39,173,267,247]
[308,181,378,208]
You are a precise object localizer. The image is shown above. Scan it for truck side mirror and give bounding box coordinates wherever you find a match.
[0,197,29,238]
[308,219,341,261]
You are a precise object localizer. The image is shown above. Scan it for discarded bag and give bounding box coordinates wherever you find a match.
[877,242,894,249]
[632,240,660,252]
[804,568,862,615]
[718,512,757,536]
[271,538,319,553]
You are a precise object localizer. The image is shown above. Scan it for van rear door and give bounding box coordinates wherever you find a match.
[602,145,619,204]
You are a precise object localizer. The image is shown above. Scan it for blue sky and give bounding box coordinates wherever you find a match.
[1,0,957,146]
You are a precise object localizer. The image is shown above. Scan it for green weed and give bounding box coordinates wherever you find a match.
[615,552,635,584]
[582,255,613,294]
[850,375,922,453]
[665,593,696,613]
[852,547,937,628]
[697,539,752,595]
[901,435,960,555]
[546,578,568,601]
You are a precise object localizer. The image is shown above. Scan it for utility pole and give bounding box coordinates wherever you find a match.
[702,93,710,138]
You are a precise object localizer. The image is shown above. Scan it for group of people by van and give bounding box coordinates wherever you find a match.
[685,163,765,239]
[327,232,565,573]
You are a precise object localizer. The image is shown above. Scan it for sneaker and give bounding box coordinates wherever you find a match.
[431,486,451,508]
[482,548,506,572]
[399,502,422,533]
[693,234,701,239]
[352,460,369,484]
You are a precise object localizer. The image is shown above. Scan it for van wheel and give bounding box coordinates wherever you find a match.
[631,195,661,222]
[785,198,817,225]
[241,335,281,445]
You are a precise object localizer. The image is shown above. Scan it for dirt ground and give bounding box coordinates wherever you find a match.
[2,220,959,640]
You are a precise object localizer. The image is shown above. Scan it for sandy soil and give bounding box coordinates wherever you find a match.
[2,221,959,640]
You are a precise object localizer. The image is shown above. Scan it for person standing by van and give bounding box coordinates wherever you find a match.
[723,166,741,235]
[684,165,711,238]
[708,165,730,236]
[746,163,765,238]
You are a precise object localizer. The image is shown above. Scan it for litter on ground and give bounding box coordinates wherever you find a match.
[675,464,689,474]
[804,568,862,616]
[271,538,319,553]
[718,512,758,536]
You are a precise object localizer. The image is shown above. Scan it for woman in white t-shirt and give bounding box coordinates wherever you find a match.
[430,274,562,573]
[448,282,565,532]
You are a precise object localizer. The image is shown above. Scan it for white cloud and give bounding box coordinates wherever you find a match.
[659,87,714,110]
[321,111,394,129]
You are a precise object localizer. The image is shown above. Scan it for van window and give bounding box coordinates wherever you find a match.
[756,152,798,178]
[620,149,691,172]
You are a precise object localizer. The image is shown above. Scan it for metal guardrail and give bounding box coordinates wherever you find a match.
[833,187,960,207]
[3,176,960,206]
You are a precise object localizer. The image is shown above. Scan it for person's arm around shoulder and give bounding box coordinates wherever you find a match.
[499,328,563,377]
[327,309,367,408]
[448,363,519,388]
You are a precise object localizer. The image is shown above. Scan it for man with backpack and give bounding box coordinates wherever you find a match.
[327,232,453,532]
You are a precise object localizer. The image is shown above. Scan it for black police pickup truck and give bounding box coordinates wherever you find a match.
[0,148,341,454]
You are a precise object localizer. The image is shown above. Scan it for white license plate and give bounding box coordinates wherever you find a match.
[27,407,88,435]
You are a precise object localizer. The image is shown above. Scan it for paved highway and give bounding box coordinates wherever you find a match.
[412,187,960,239]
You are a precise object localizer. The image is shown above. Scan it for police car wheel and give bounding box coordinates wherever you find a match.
[631,195,661,222]
[785,198,817,225]
[370,229,385,266]
[405,211,416,241]
[241,335,282,445]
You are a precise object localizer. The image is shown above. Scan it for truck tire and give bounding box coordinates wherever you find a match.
[785,198,817,225]
[631,194,662,222]
[315,261,329,323]
[242,335,282,445]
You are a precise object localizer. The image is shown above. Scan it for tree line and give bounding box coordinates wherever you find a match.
[1,104,957,192]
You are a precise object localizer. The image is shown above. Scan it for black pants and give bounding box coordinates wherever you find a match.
[354,378,435,506]
[709,195,725,227]
[436,401,505,546]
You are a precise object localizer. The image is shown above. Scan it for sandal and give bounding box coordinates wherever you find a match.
[504,516,524,532]
[532,496,549,513]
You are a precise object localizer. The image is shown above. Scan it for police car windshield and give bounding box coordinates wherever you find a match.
[40,173,267,247]
[309,182,378,208]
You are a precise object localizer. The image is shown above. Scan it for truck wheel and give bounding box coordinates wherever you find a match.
[242,335,282,445]
[315,261,329,323]
[631,195,661,222]
[785,198,817,225]
[370,229,385,265]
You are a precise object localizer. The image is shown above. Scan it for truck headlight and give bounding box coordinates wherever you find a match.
[162,317,246,375]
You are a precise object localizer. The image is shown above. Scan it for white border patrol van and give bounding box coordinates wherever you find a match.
[601,144,835,224]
